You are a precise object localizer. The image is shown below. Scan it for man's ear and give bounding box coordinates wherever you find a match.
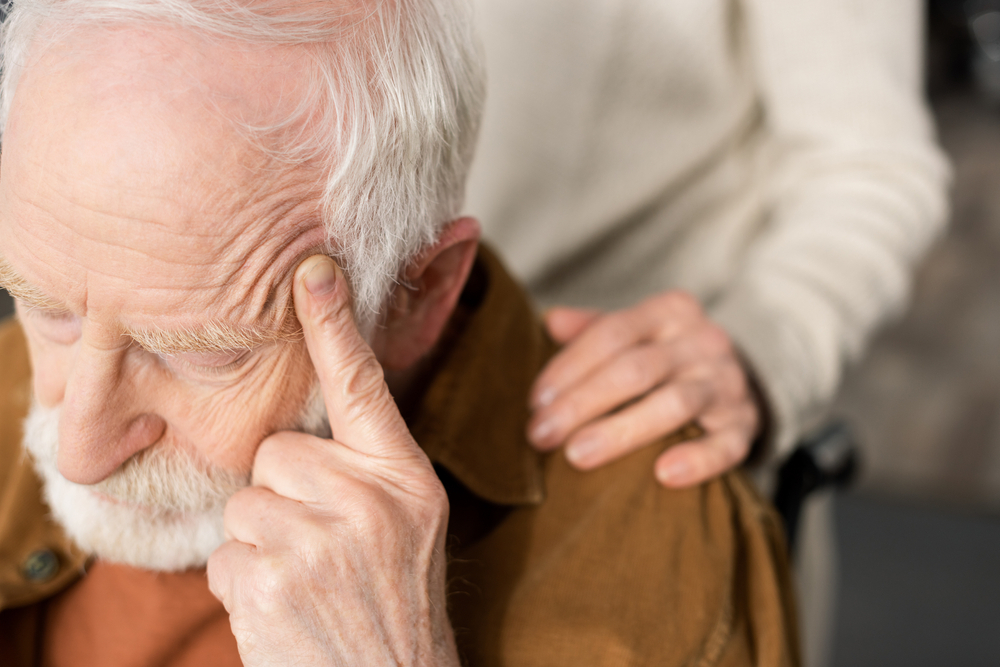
[374,217,481,370]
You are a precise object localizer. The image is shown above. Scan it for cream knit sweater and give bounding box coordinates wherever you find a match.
[466,0,951,455]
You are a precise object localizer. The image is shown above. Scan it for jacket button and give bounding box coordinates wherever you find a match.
[22,549,59,583]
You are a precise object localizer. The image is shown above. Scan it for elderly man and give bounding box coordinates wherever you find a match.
[0,0,799,665]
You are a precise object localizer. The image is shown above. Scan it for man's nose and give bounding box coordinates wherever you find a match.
[57,332,166,484]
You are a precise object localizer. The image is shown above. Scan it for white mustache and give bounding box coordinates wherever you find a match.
[20,387,328,571]
[23,404,249,516]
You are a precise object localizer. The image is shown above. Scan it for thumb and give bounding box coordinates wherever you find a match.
[294,255,413,457]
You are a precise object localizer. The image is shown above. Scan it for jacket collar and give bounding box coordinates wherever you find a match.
[406,245,549,506]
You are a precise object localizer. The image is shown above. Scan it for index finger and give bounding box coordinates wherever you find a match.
[532,304,661,408]
[293,254,414,458]
[532,293,698,409]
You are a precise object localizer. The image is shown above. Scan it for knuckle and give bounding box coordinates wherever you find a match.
[420,481,450,523]
[248,556,298,615]
[252,435,287,471]
[699,324,734,357]
[429,482,450,514]
[251,432,314,484]
[666,386,695,418]
[354,473,447,533]
[318,286,355,328]
[594,316,635,352]
[333,476,402,527]
[295,513,339,562]
[362,485,398,520]
[333,474,379,508]
[347,492,404,538]
[615,352,655,392]
[340,353,389,413]
[660,291,701,318]
[223,487,255,523]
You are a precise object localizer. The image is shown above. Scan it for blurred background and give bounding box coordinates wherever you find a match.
[827,2,1000,665]
[2,2,1000,665]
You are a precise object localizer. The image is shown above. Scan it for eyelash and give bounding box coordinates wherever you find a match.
[22,303,73,319]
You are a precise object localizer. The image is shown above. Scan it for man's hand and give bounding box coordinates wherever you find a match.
[207,256,458,667]
[527,291,761,488]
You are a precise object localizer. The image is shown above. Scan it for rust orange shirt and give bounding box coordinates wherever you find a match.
[41,561,240,667]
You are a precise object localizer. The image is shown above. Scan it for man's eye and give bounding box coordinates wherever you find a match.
[22,305,82,345]
[161,350,251,375]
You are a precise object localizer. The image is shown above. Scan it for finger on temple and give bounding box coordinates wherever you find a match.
[543,307,602,343]
[293,255,414,458]
[528,342,679,450]
[562,378,712,469]
[653,427,751,488]
[531,303,666,409]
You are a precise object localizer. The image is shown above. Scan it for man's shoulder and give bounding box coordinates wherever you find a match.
[450,441,800,666]
[419,251,799,664]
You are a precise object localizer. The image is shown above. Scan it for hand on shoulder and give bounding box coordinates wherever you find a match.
[527,290,763,487]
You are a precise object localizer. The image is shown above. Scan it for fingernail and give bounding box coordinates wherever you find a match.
[534,387,557,408]
[657,460,690,485]
[304,257,337,296]
[566,436,601,466]
[529,419,558,446]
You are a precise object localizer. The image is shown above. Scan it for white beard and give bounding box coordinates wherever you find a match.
[22,388,329,572]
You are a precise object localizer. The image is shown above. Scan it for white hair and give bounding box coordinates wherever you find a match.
[0,0,485,325]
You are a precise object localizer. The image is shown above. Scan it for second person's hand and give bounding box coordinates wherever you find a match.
[527,290,761,488]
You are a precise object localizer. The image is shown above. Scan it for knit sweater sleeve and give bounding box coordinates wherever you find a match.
[710,0,951,456]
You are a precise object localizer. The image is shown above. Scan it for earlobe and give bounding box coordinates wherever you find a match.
[377,217,481,370]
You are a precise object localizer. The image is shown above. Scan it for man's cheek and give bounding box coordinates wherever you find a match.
[173,354,313,472]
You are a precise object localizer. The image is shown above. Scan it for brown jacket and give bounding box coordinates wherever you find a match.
[0,248,800,666]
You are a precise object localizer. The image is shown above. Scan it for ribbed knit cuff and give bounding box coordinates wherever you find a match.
[710,291,809,463]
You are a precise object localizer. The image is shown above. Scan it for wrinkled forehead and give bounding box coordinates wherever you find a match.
[0,23,328,332]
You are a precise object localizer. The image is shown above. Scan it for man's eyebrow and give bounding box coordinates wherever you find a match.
[127,319,302,355]
[0,255,65,310]
[0,254,302,352]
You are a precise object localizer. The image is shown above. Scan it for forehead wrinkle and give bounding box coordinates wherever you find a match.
[8,160,235,279]
[210,180,324,305]
[217,166,322,246]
